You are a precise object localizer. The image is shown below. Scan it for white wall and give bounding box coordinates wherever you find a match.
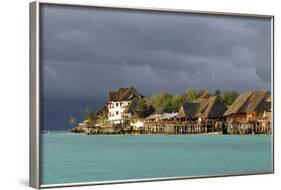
[1,0,280,190]
[108,101,130,122]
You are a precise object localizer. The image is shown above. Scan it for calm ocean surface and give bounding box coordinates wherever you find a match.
[41,132,273,185]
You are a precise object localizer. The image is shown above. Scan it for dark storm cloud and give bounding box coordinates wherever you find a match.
[41,5,272,100]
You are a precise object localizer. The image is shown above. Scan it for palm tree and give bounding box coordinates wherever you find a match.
[97,111,108,124]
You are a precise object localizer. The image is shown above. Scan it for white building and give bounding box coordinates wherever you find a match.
[107,86,143,124]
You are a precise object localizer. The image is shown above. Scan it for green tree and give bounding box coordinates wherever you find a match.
[146,89,208,113]
[146,92,173,111]
[134,99,147,118]
[183,88,203,102]
[160,92,173,112]
[97,111,108,123]
[171,94,183,112]
[134,99,154,118]
[222,90,239,107]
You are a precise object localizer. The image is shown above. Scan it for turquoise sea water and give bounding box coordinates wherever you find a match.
[41,133,273,185]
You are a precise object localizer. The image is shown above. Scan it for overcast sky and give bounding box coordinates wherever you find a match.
[41,4,272,101]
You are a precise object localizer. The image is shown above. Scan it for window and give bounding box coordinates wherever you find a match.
[116,103,119,107]
[109,103,114,109]
[116,111,119,115]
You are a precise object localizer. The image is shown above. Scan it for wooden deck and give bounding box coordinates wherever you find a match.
[143,120,218,134]
[72,119,272,135]
[227,120,272,134]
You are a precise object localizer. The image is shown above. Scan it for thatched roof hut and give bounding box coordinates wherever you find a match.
[193,91,210,103]
[264,95,272,112]
[224,90,271,117]
[178,93,226,119]
[107,86,143,101]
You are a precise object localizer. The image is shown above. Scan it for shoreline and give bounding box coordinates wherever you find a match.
[42,130,272,136]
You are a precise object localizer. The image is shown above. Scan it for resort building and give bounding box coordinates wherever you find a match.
[223,90,271,134]
[176,92,226,133]
[107,86,144,124]
[178,92,226,121]
[142,93,226,134]
[144,112,179,134]
[223,90,271,121]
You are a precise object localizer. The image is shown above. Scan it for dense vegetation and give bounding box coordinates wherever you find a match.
[221,90,239,107]
[135,88,239,117]
[145,89,205,113]
[134,98,154,118]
